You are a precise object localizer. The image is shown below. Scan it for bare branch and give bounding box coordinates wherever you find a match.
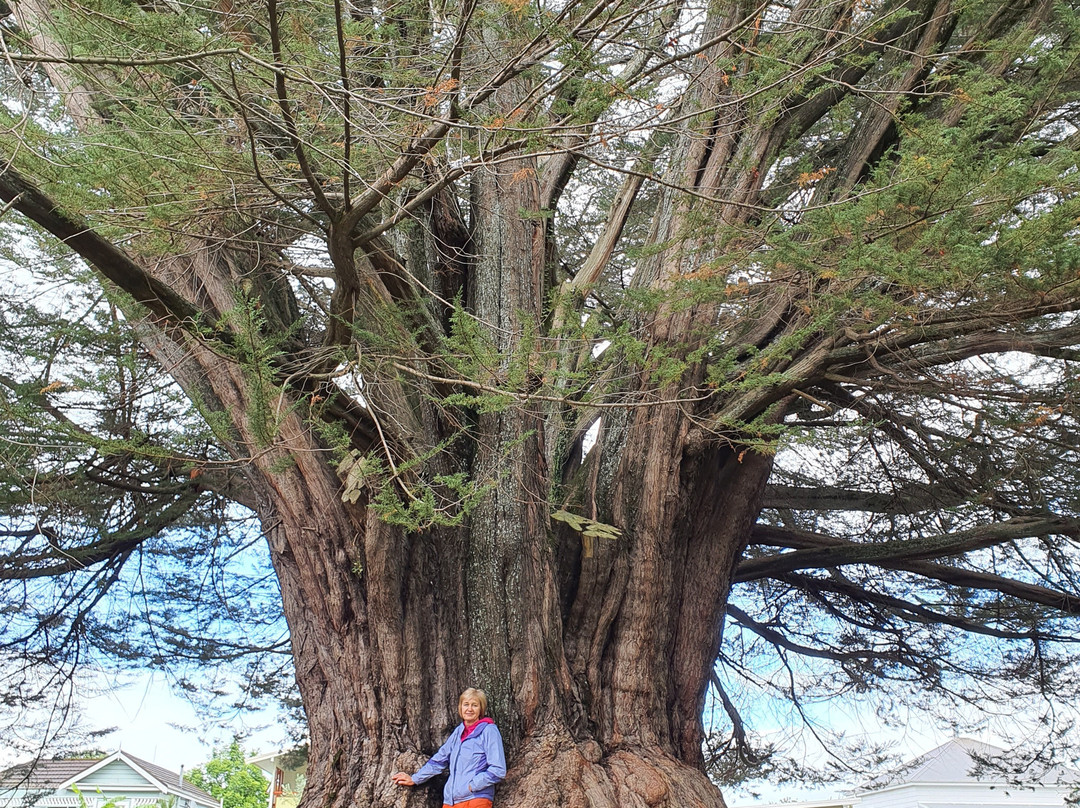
[736,517,1080,582]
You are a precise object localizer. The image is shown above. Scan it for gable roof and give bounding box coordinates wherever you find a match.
[55,754,167,794]
[862,738,1078,791]
[120,754,217,806]
[0,760,98,792]
[0,753,217,808]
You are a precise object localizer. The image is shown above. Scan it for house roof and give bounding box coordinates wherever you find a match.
[0,760,98,791]
[113,753,217,806]
[0,752,216,808]
[862,737,1078,790]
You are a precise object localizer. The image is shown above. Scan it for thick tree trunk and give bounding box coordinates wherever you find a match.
[14,63,773,808]
[237,158,775,808]
[251,412,773,808]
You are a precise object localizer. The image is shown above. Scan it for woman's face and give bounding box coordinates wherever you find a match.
[460,696,482,724]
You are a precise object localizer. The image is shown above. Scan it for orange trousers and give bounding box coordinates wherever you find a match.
[442,801,492,808]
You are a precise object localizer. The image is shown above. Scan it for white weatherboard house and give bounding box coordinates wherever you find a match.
[247,750,306,808]
[738,738,1078,808]
[0,751,218,808]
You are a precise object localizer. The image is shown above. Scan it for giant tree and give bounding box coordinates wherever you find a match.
[2,0,1080,806]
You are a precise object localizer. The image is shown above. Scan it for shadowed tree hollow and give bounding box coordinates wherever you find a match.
[1,0,1080,806]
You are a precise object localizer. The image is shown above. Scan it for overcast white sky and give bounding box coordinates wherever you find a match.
[40,672,292,772]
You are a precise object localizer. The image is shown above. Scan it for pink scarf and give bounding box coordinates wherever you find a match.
[461,717,494,740]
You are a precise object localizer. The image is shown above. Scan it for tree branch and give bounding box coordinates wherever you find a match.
[740,523,1080,615]
[761,482,967,513]
[0,487,203,579]
[725,603,905,664]
[737,517,1080,582]
[0,163,214,334]
[772,570,1058,642]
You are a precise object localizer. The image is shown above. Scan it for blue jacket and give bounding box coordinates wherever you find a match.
[412,720,506,804]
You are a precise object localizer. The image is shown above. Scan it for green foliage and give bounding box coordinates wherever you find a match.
[551,509,621,558]
[185,742,268,808]
[442,304,502,385]
[221,293,291,449]
[338,434,505,533]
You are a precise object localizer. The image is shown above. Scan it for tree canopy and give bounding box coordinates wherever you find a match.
[0,0,1079,805]
[186,742,271,808]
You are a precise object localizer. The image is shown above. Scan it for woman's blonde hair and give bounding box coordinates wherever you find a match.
[458,687,489,718]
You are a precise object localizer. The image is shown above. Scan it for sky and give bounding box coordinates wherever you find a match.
[45,671,293,773]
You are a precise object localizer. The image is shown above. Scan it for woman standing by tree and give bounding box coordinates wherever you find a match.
[391,689,506,807]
